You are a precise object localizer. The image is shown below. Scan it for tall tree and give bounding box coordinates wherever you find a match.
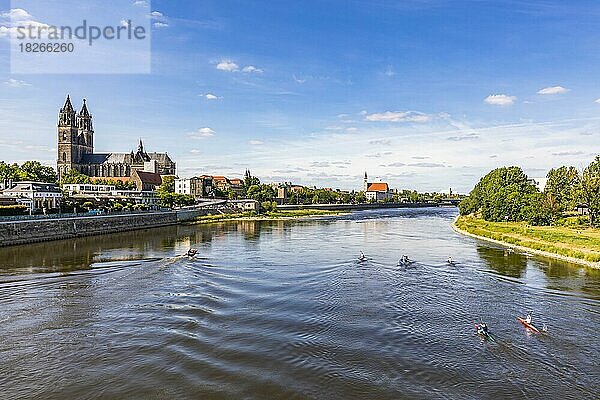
[459,166,537,222]
[545,166,579,212]
[580,156,600,226]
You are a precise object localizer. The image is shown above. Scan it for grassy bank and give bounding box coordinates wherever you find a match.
[192,209,346,224]
[454,215,600,264]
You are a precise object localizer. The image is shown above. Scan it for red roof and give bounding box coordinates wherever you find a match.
[133,170,162,185]
[367,182,389,192]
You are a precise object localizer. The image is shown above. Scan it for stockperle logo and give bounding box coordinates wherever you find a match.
[2,0,152,74]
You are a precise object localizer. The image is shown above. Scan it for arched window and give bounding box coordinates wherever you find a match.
[62,152,66,162]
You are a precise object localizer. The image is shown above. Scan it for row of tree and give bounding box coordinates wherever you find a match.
[459,156,600,226]
[0,161,57,183]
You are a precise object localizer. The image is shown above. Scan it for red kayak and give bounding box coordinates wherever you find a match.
[517,317,540,333]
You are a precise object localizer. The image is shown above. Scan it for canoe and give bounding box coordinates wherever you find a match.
[475,324,495,341]
[517,317,540,333]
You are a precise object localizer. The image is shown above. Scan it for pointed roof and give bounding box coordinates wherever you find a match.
[367,182,389,192]
[61,95,74,113]
[79,98,90,116]
[138,138,144,153]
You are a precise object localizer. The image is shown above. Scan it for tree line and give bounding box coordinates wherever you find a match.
[459,155,600,226]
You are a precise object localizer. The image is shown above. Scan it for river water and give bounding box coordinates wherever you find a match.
[0,208,598,399]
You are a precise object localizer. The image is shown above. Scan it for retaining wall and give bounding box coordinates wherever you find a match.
[0,209,204,247]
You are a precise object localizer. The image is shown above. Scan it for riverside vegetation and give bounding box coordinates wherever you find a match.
[456,155,600,264]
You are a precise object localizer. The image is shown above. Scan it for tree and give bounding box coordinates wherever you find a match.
[243,170,260,195]
[580,156,600,226]
[246,184,276,202]
[545,166,579,212]
[19,161,58,183]
[0,161,21,181]
[459,166,537,222]
[158,176,175,195]
[60,169,91,184]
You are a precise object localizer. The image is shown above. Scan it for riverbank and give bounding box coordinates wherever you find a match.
[191,209,347,224]
[453,216,600,269]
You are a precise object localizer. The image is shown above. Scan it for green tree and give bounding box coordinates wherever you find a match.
[246,184,276,202]
[545,166,579,212]
[158,176,175,195]
[243,170,260,195]
[354,191,366,203]
[60,169,91,184]
[580,156,600,226]
[19,161,58,183]
[0,162,21,181]
[459,166,537,222]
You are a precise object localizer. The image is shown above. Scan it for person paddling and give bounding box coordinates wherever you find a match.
[187,248,198,257]
[359,251,366,261]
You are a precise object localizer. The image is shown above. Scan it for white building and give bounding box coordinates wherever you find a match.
[0,181,63,212]
[363,172,394,201]
[175,178,192,195]
[63,183,159,206]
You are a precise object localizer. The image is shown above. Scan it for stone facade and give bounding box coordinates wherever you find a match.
[56,95,176,181]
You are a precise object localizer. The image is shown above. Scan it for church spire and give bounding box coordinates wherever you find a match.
[79,98,90,116]
[61,95,74,112]
[138,138,144,153]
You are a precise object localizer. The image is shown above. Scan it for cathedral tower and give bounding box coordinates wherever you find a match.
[77,98,94,155]
[57,95,79,180]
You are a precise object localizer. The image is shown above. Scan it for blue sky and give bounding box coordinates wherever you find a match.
[1,0,600,192]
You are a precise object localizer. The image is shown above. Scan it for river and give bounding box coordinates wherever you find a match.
[0,208,599,399]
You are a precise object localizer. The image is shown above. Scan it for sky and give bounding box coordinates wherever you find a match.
[1,0,600,193]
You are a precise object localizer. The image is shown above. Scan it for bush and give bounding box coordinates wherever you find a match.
[0,205,28,216]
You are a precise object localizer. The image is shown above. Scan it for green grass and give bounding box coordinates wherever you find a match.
[193,209,344,224]
[455,215,600,263]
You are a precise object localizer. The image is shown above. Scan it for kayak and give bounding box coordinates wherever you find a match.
[475,324,495,341]
[517,317,540,333]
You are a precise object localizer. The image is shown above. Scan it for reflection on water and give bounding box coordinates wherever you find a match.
[0,208,599,399]
[476,245,529,278]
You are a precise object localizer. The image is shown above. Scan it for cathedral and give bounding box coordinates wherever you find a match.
[56,96,176,181]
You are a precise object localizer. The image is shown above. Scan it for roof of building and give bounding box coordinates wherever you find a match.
[367,182,389,192]
[132,170,163,186]
[1,181,62,193]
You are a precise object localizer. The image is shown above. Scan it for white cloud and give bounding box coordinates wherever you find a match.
[153,22,168,28]
[1,8,32,20]
[189,127,215,139]
[242,65,263,73]
[204,93,219,100]
[249,140,264,145]
[595,99,600,104]
[537,86,569,95]
[120,19,130,28]
[150,11,163,18]
[4,78,31,88]
[384,65,395,77]
[0,8,50,39]
[190,149,201,154]
[133,0,148,6]
[216,59,239,72]
[346,127,359,133]
[365,111,432,123]
[484,94,516,106]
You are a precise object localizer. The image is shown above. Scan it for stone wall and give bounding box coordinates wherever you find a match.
[0,210,204,247]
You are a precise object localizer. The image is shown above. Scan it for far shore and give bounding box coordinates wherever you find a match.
[452,216,600,270]
[189,209,349,225]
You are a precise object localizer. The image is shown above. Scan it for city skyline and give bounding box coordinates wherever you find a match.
[1,1,600,192]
